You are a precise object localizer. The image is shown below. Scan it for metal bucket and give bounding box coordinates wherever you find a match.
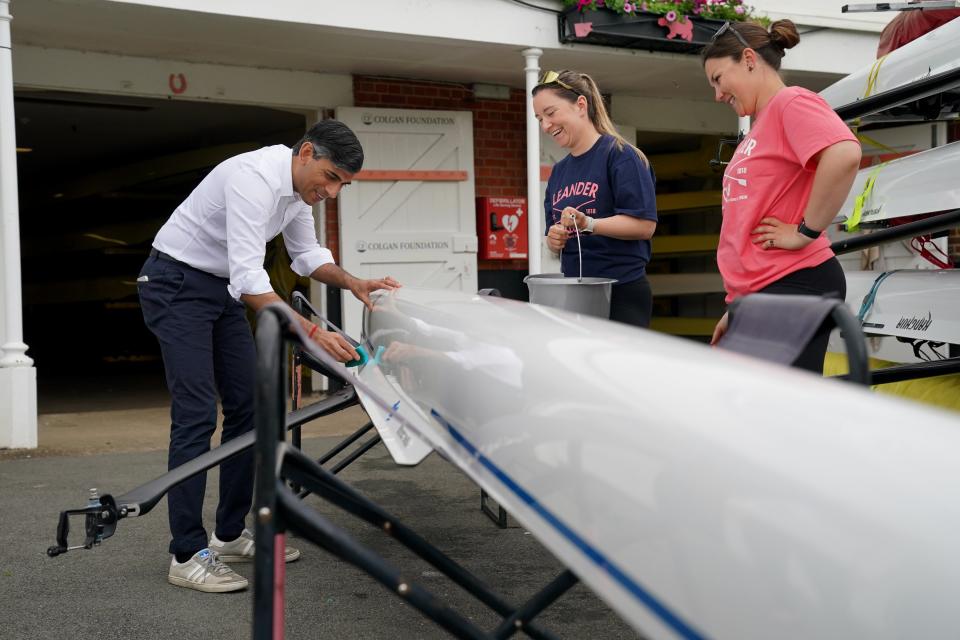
[524,273,617,319]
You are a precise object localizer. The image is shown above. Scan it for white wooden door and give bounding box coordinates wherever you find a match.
[335,107,478,340]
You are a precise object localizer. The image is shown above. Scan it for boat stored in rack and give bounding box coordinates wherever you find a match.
[835,142,960,226]
[821,18,960,122]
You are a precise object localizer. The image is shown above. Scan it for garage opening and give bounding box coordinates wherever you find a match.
[15,90,308,409]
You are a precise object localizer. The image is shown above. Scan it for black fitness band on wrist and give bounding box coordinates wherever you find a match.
[797,220,823,239]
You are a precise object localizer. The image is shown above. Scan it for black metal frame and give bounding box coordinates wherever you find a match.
[834,66,960,123]
[48,292,577,640]
[480,489,509,529]
[839,355,960,384]
[47,292,381,557]
[830,209,960,255]
[827,208,960,389]
[829,302,872,386]
[46,386,360,557]
[709,133,745,170]
[252,304,579,640]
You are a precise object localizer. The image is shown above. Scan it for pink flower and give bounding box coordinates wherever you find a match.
[665,10,677,21]
[641,2,648,10]
[624,1,634,12]
[735,5,744,12]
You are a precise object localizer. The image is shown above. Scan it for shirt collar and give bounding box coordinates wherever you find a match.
[279,145,297,199]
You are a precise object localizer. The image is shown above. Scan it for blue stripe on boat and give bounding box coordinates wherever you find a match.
[431,408,707,640]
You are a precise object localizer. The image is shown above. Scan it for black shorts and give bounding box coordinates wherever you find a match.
[610,275,652,328]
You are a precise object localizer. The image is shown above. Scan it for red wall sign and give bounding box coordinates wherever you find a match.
[476,196,528,260]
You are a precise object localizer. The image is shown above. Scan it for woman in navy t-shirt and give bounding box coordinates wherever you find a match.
[533,70,658,327]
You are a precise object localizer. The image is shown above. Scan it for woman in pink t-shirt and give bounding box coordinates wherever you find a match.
[701,19,862,372]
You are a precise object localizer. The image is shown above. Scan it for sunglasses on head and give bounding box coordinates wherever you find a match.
[539,70,578,94]
[712,21,751,49]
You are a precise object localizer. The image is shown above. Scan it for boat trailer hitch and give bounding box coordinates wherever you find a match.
[47,490,124,557]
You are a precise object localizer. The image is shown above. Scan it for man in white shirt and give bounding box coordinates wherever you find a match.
[138,120,399,592]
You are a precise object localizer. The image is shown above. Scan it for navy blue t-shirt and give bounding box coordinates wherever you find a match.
[544,135,657,283]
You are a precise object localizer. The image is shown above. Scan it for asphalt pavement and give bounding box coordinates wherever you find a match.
[0,432,639,639]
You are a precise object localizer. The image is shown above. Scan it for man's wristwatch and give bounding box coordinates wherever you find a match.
[797,220,822,240]
[582,215,597,234]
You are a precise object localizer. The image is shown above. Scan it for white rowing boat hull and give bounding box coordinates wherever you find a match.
[820,18,960,113]
[353,288,960,640]
[836,141,960,226]
[846,269,960,344]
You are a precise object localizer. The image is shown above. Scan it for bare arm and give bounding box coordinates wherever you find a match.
[751,140,862,251]
[561,207,656,240]
[310,263,356,290]
[591,214,657,240]
[311,263,401,311]
[240,291,359,362]
[802,140,863,232]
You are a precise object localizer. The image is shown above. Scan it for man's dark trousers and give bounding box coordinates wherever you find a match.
[138,252,257,557]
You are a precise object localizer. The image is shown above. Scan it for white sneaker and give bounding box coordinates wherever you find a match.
[167,549,248,593]
[209,528,301,563]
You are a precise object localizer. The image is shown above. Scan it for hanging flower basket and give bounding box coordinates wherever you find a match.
[559,6,728,54]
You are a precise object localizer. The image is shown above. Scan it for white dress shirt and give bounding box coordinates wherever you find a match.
[153,144,334,299]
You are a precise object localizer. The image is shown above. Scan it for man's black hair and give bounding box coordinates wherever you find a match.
[292,120,364,173]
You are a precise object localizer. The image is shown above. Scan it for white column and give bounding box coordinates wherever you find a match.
[0,0,37,448]
[523,48,542,275]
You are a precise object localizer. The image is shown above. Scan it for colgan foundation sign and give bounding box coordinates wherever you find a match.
[360,112,456,127]
[356,239,451,253]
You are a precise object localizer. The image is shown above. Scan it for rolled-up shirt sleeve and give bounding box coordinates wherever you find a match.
[224,170,274,300]
[283,207,335,277]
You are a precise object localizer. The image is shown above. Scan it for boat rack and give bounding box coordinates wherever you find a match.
[843,1,960,13]
[251,304,579,640]
[45,289,385,559]
[830,208,960,256]
[825,18,960,385]
[833,66,960,123]
[45,383,362,556]
[830,4,960,124]
[828,210,960,390]
[47,298,581,639]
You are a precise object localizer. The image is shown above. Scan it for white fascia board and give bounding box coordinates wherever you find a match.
[108,0,562,49]
[12,45,353,110]
[613,95,737,135]
[751,0,896,32]
[104,0,881,77]
[781,29,882,76]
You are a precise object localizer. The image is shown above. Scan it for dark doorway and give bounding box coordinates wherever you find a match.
[14,90,307,409]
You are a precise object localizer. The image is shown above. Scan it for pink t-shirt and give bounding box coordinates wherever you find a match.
[718,86,857,303]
